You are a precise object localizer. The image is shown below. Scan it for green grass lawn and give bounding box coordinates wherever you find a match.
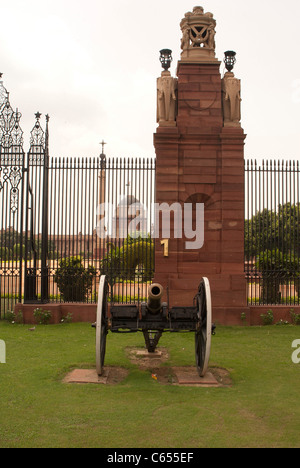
[0,320,299,448]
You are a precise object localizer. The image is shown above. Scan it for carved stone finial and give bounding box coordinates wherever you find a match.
[180,6,218,63]
[157,70,178,127]
[222,72,242,127]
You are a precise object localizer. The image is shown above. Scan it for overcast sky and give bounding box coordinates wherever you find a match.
[1,0,300,161]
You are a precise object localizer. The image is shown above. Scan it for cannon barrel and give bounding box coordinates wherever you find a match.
[147,283,164,314]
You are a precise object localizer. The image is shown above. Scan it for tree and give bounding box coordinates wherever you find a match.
[100,234,154,285]
[13,243,26,260]
[246,203,300,303]
[277,203,300,256]
[245,203,300,258]
[0,246,11,261]
[121,235,154,282]
[256,249,299,303]
[33,239,58,260]
[54,256,96,302]
[0,228,20,252]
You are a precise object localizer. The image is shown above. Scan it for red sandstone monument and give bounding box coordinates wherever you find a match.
[153,6,248,324]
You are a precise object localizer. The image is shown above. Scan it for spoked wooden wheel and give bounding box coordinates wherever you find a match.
[96,275,108,376]
[195,277,212,377]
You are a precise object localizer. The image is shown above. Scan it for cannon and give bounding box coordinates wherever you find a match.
[94,275,214,377]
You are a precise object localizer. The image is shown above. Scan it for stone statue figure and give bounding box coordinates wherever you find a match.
[157,71,177,126]
[222,72,241,127]
[207,24,216,50]
[181,27,190,50]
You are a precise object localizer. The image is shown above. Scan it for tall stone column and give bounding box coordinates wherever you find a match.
[153,6,249,324]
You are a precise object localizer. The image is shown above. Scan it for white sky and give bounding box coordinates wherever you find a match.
[1,0,300,161]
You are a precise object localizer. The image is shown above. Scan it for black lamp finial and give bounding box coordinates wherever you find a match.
[159,49,173,71]
[224,50,236,72]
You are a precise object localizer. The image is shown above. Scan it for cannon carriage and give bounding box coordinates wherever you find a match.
[94,275,214,378]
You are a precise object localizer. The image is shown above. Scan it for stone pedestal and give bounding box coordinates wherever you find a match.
[153,57,248,324]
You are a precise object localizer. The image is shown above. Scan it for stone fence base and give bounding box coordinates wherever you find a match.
[14,303,300,326]
[14,303,97,325]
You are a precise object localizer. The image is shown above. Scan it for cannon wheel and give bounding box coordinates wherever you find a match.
[195,277,212,377]
[96,275,108,376]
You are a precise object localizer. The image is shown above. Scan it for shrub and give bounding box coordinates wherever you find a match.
[0,247,11,261]
[5,310,16,323]
[13,244,26,260]
[60,313,73,324]
[33,308,52,325]
[4,310,23,324]
[275,319,289,325]
[290,309,300,325]
[256,249,299,304]
[100,235,154,285]
[260,309,274,325]
[54,256,96,302]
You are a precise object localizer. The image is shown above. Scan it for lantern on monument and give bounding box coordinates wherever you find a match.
[159,49,173,71]
[224,50,236,72]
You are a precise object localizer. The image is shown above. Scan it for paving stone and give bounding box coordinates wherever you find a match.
[63,368,109,384]
[172,367,219,386]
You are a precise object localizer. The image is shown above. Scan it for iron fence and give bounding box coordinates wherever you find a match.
[2,75,300,316]
[44,155,156,305]
[245,159,300,305]
[0,79,25,316]
[0,78,156,317]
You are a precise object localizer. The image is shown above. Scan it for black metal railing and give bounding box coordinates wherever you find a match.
[0,77,156,316]
[245,159,300,305]
[45,155,156,305]
[2,74,300,317]
[0,78,25,316]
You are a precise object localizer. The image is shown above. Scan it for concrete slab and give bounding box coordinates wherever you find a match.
[172,367,219,386]
[63,368,109,384]
[134,350,163,357]
[62,366,225,387]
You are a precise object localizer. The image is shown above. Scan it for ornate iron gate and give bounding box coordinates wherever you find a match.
[0,77,50,315]
[0,77,156,317]
[0,77,25,315]
[23,113,50,303]
[3,77,300,317]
